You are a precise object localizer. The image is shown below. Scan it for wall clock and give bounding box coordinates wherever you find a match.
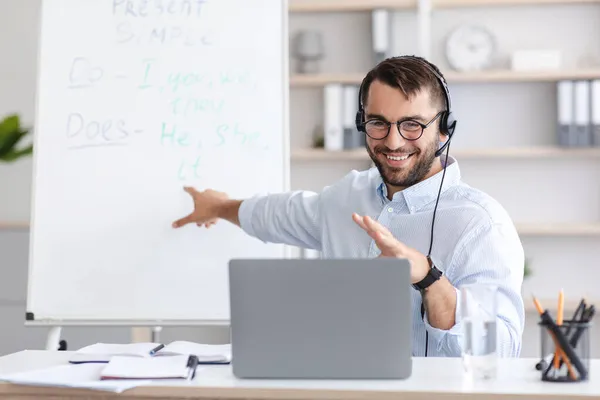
[445,25,496,72]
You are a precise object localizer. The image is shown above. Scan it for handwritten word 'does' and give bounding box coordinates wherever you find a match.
[66,113,141,147]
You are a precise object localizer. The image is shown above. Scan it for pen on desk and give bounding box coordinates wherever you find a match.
[149,344,164,356]
[187,355,199,380]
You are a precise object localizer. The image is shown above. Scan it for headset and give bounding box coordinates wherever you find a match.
[355,56,458,357]
[355,55,457,156]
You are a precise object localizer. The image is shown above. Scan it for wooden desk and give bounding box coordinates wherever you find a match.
[0,350,599,399]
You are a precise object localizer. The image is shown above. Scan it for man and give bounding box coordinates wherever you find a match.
[172,55,525,358]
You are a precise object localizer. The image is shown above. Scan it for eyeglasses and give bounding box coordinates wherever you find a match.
[363,111,444,141]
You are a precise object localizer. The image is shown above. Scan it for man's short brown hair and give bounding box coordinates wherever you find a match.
[359,55,447,112]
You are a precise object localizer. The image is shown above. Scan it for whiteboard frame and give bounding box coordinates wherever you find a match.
[25,0,292,328]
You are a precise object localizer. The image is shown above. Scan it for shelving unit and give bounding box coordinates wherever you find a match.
[6,221,597,237]
[290,69,600,87]
[286,0,600,345]
[434,0,600,7]
[292,147,600,160]
[0,222,29,230]
[289,0,600,12]
[289,0,415,12]
[516,223,600,236]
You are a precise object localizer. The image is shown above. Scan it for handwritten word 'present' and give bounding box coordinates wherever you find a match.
[112,0,208,18]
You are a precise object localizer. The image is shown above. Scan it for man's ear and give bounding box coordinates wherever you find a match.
[438,134,448,148]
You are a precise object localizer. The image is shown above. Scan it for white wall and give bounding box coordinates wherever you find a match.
[0,1,599,358]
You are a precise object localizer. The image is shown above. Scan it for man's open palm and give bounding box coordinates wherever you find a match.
[352,213,410,258]
[352,213,430,283]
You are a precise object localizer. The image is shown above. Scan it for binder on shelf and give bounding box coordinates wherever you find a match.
[574,80,592,147]
[557,80,575,147]
[343,85,361,149]
[371,9,390,64]
[324,83,344,151]
[591,80,600,147]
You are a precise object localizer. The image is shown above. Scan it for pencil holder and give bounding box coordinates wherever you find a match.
[539,320,591,382]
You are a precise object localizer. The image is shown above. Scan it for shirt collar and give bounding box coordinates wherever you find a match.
[375,156,461,212]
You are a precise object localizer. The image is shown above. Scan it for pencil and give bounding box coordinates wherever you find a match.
[553,289,564,370]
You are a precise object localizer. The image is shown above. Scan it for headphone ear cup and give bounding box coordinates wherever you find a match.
[355,110,365,133]
[438,112,449,136]
[439,111,457,137]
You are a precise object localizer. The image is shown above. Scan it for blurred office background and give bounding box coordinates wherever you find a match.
[0,0,599,358]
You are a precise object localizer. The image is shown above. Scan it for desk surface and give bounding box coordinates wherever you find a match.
[0,350,599,399]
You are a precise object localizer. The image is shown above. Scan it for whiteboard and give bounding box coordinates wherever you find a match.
[26,0,289,324]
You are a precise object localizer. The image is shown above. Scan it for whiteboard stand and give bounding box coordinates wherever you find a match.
[152,326,162,343]
[45,326,62,351]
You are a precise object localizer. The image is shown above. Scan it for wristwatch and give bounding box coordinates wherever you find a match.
[412,256,443,291]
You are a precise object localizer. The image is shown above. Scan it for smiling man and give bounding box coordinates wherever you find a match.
[172,55,525,358]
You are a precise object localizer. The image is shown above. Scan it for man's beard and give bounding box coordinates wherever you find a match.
[366,138,438,189]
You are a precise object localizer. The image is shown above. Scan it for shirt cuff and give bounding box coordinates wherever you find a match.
[237,195,261,238]
[423,286,463,343]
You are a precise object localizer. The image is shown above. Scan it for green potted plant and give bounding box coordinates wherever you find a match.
[524,258,532,279]
[0,113,33,163]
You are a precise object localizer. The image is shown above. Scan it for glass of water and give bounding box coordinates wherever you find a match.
[461,283,498,380]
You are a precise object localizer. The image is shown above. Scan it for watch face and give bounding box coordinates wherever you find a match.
[446,25,496,72]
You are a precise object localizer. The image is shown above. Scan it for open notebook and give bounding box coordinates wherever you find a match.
[100,355,199,380]
[69,341,231,364]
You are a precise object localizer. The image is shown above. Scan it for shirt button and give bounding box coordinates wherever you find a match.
[388,207,393,212]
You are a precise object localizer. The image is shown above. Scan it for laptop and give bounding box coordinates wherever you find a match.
[228,258,413,379]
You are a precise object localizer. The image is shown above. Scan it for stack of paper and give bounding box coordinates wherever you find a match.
[0,354,201,392]
[0,363,150,393]
[69,341,231,364]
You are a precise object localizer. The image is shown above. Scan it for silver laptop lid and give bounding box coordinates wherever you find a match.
[228,258,413,379]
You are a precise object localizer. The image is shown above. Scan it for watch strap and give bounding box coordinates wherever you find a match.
[412,257,443,291]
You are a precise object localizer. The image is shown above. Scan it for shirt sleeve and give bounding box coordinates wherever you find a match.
[238,190,323,251]
[423,221,525,358]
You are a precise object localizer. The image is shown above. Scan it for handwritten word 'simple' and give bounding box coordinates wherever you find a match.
[116,22,214,47]
[112,0,208,18]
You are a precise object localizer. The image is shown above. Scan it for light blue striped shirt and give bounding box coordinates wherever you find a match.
[238,156,525,357]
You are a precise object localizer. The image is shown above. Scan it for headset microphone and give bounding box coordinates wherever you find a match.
[434,120,457,158]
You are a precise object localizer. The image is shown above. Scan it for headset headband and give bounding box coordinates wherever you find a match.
[357,56,452,115]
